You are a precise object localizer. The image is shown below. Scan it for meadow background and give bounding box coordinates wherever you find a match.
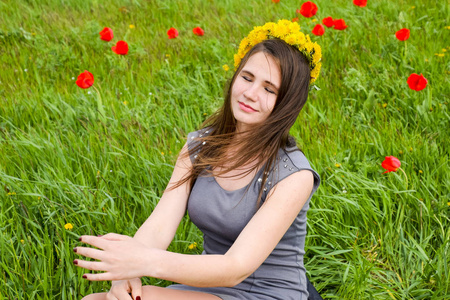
[0,0,449,299]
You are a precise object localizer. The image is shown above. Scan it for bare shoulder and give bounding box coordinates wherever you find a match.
[266,169,314,201]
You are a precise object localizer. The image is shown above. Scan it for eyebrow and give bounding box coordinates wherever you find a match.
[241,70,280,91]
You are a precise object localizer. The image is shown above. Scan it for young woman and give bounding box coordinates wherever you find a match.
[75,20,322,300]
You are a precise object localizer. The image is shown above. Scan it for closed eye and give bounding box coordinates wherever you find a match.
[265,87,276,94]
[242,75,251,82]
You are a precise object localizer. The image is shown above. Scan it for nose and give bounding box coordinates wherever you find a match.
[243,83,258,102]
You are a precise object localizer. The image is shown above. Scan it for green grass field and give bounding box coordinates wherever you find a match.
[0,0,449,298]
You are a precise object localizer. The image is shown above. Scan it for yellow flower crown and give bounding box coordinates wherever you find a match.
[234,19,322,84]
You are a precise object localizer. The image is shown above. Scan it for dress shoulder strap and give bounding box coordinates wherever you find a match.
[186,128,211,163]
[261,146,321,202]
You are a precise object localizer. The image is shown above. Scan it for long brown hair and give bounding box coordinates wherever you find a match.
[175,39,311,203]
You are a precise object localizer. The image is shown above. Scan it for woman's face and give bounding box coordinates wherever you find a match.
[231,52,281,132]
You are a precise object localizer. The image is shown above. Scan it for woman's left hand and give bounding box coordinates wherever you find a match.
[73,234,150,281]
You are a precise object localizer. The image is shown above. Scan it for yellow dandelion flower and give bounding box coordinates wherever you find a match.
[166,54,170,58]
[446,26,450,30]
[399,150,403,155]
[310,62,321,82]
[437,53,445,57]
[335,163,341,168]
[64,223,73,230]
[203,113,208,116]
[448,202,450,206]
[239,37,250,51]
[161,152,165,155]
[188,242,197,250]
[223,64,229,71]
[262,22,276,33]
[419,170,423,174]
[20,239,25,244]
[288,21,301,33]
[382,103,387,108]
[425,59,429,62]
[411,6,415,9]
[129,24,135,29]
[234,54,241,68]
[32,32,36,36]
[285,33,299,45]
[274,21,291,37]
[442,49,447,52]
[312,43,322,64]
[271,27,284,38]
[409,147,413,152]
[312,18,318,22]
[305,35,312,43]
[123,101,128,106]
[278,19,292,28]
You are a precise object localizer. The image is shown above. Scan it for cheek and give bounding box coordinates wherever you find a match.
[262,97,277,114]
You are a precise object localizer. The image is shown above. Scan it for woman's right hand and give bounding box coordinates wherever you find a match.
[107,278,142,300]
[96,234,142,300]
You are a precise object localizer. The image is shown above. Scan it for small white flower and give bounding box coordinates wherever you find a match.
[88,91,91,94]
[72,77,75,80]
[110,170,112,172]
[149,92,152,95]
[24,69,28,72]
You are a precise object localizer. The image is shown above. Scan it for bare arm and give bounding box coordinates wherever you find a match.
[76,169,314,287]
[132,142,192,249]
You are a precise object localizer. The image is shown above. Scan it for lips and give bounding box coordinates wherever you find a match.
[238,101,257,112]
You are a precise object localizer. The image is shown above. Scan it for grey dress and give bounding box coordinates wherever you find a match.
[168,129,320,300]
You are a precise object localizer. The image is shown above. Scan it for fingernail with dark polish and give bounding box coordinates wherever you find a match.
[73,247,77,253]
[73,260,78,265]
[78,237,82,241]
[136,297,141,300]
[82,275,87,279]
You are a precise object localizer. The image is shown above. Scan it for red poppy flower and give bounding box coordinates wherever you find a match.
[292,17,299,22]
[333,19,348,30]
[395,28,410,41]
[167,27,179,39]
[322,17,334,28]
[299,1,318,18]
[272,0,280,2]
[407,73,428,91]
[76,70,94,89]
[99,27,113,41]
[381,156,401,174]
[312,24,325,36]
[353,0,367,7]
[193,27,204,36]
[111,40,129,55]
